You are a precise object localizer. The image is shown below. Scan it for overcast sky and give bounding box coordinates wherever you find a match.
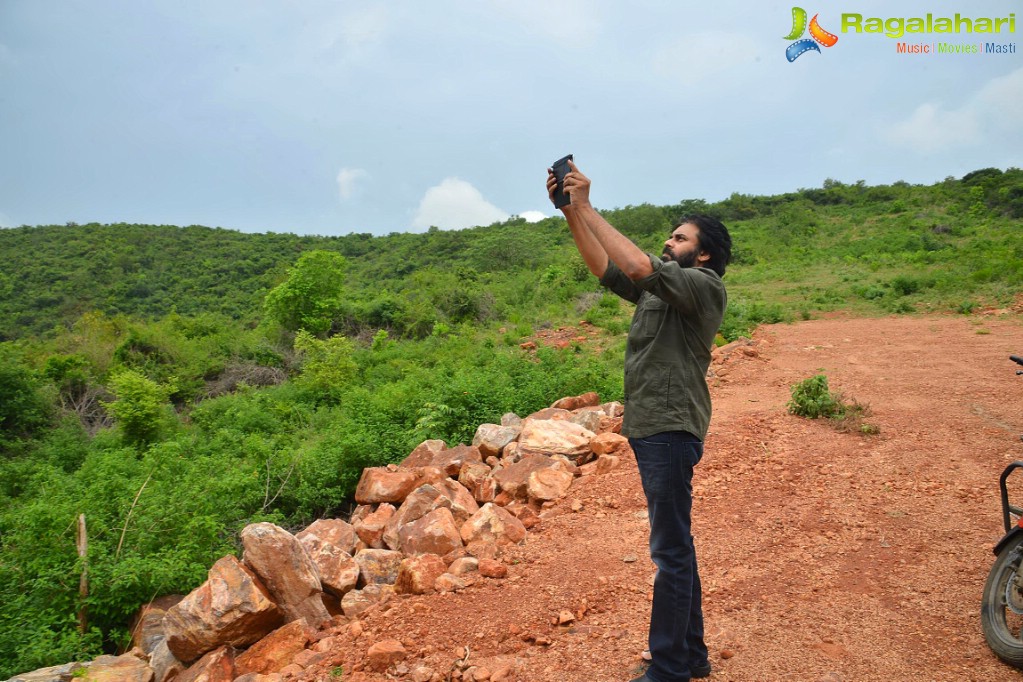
[1,0,1020,236]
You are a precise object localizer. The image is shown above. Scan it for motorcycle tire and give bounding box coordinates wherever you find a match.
[982,539,1023,669]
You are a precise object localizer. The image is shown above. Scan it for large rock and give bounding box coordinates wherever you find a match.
[580,454,621,476]
[518,419,595,464]
[568,410,602,434]
[472,424,521,458]
[524,407,572,421]
[398,507,464,557]
[5,663,90,682]
[341,584,393,618]
[164,556,283,663]
[298,534,359,597]
[79,654,152,682]
[382,484,451,551]
[492,454,560,500]
[354,548,403,585]
[590,431,629,456]
[457,461,492,492]
[366,640,406,672]
[353,503,395,549]
[354,467,420,505]
[235,620,312,676]
[395,554,448,595]
[240,523,330,628]
[550,392,600,410]
[148,641,184,682]
[400,439,447,469]
[430,444,483,477]
[176,646,234,682]
[433,478,480,524]
[527,467,575,502]
[296,519,357,555]
[129,595,183,655]
[460,503,527,548]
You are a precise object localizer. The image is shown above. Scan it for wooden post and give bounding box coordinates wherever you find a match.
[77,513,88,635]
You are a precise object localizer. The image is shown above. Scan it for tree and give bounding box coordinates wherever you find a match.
[101,369,172,446]
[263,251,347,336]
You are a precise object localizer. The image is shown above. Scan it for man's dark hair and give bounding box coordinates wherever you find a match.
[678,214,732,277]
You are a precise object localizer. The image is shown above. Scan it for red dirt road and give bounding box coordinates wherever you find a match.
[313,314,1023,682]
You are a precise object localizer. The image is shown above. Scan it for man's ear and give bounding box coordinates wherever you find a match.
[697,250,711,265]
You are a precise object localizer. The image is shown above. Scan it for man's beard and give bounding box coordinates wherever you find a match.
[661,248,699,268]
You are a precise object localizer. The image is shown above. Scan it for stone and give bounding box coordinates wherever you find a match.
[447,556,476,578]
[5,663,90,682]
[354,503,396,549]
[477,558,508,579]
[492,454,559,500]
[400,439,447,469]
[471,424,521,458]
[524,407,572,421]
[296,519,357,555]
[527,467,574,502]
[433,478,481,524]
[473,476,498,504]
[354,467,420,505]
[580,454,620,477]
[457,461,493,493]
[551,392,601,411]
[175,646,234,682]
[164,556,283,663]
[460,503,527,547]
[366,640,406,672]
[431,444,483,477]
[518,419,595,464]
[80,653,153,682]
[568,409,602,434]
[149,640,185,682]
[501,442,522,463]
[241,523,330,628]
[129,595,184,655]
[235,620,312,676]
[589,432,629,457]
[341,584,393,618]
[500,413,522,428]
[382,484,451,551]
[434,573,467,593]
[395,554,448,595]
[509,504,541,530]
[297,534,359,598]
[353,548,404,585]
[398,507,464,557]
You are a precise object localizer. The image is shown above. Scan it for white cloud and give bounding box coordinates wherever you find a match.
[651,31,760,86]
[412,178,509,230]
[519,210,546,223]
[336,168,368,201]
[886,67,1023,153]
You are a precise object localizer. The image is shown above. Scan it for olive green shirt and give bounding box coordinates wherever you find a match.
[599,254,726,440]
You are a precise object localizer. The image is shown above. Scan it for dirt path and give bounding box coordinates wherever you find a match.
[311,314,1023,682]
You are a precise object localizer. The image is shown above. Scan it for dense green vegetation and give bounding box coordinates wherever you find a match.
[0,168,1020,675]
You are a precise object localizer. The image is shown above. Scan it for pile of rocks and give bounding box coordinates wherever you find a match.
[7,393,630,682]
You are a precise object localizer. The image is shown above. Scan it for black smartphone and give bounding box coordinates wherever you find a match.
[551,154,574,209]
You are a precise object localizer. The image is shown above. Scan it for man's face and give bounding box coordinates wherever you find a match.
[661,223,708,268]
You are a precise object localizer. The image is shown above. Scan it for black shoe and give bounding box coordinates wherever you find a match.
[690,660,712,678]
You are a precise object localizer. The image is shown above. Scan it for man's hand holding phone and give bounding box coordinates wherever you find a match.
[547,154,591,213]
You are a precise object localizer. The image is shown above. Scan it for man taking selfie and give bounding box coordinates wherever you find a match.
[546,159,731,682]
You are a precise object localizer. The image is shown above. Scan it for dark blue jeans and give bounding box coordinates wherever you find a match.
[629,431,708,682]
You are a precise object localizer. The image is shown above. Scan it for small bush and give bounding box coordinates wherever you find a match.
[787,374,877,434]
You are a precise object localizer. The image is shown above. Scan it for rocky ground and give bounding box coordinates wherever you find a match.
[304,313,1023,682]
